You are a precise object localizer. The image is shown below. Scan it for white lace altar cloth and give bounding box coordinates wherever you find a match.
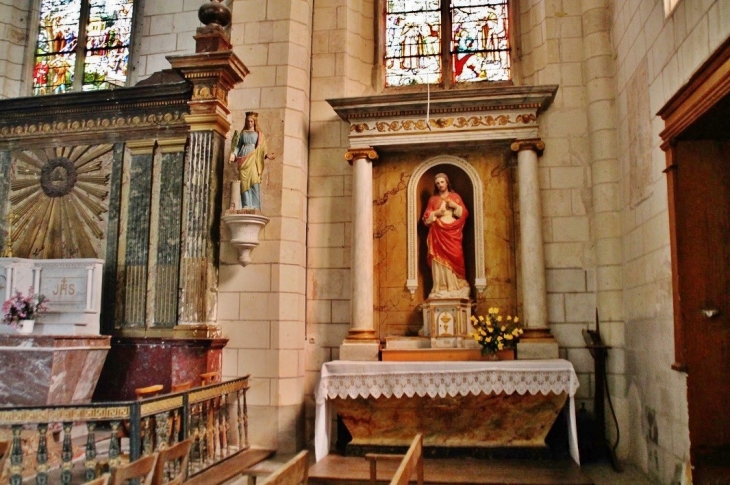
[314,359,580,464]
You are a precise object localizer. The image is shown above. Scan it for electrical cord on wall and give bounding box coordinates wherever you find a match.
[603,337,623,472]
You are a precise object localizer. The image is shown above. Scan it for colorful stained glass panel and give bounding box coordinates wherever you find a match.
[385,0,442,86]
[37,0,81,56]
[451,0,510,82]
[33,0,134,95]
[83,0,134,90]
[35,0,81,94]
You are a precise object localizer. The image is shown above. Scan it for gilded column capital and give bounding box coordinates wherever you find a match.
[345,147,378,164]
[511,139,545,156]
[126,139,156,156]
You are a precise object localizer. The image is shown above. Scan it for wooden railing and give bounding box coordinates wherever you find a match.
[0,376,249,484]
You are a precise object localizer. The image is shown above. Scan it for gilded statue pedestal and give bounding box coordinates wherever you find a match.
[420,297,472,348]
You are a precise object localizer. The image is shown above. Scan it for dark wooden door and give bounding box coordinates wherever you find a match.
[675,141,730,482]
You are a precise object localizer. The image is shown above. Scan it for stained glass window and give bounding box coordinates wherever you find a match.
[33,0,134,96]
[385,0,510,87]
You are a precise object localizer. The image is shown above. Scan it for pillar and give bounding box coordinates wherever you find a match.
[340,147,380,361]
[512,139,559,359]
[166,4,248,336]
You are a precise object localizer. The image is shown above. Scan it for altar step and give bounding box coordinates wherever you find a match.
[308,454,593,485]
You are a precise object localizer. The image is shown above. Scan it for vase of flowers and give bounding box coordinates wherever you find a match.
[470,307,524,358]
[2,289,48,334]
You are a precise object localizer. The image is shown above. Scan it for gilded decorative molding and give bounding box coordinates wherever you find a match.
[0,406,131,424]
[2,213,18,257]
[351,114,537,134]
[345,148,378,163]
[126,139,156,156]
[140,395,184,417]
[188,378,250,405]
[0,110,187,143]
[510,139,545,155]
[184,113,231,137]
[172,323,222,339]
[157,137,188,153]
[192,83,228,104]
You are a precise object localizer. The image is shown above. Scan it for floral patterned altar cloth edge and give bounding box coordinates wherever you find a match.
[314,359,580,464]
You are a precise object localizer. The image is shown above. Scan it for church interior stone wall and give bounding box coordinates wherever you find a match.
[0,0,30,98]
[0,0,728,482]
[612,0,729,481]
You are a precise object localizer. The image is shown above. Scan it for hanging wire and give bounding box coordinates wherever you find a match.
[426,71,432,131]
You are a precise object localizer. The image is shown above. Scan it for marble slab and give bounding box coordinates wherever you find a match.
[333,391,567,449]
[93,336,228,401]
[0,334,110,406]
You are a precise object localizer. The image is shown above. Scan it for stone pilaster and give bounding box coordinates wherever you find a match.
[511,139,558,359]
[165,9,248,334]
[341,147,380,361]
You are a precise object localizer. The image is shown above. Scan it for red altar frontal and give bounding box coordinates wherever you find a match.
[314,360,580,465]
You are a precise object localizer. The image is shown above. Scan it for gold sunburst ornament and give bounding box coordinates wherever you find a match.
[9,145,113,259]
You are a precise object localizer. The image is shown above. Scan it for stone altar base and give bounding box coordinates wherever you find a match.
[93,336,228,401]
[332,391,566,449]
[0,334,110,406]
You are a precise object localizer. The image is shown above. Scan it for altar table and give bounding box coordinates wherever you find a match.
[315,359,580,464]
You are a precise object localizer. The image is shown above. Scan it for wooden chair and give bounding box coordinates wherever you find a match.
[135,384,164,399]
[199,371,221,386]
[109,453,158,485]
[84,474,111,485]
[151,438,192,485]
[365,434,423,485]
[259,450,309,485]
[0,441,9,483]
[168,381,193,445]
[171,380,193,393]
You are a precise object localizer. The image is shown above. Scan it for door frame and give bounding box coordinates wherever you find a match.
[658,36,730,372]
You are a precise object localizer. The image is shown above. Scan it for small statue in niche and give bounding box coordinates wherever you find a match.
[422,173,470,299]
[229,111,275,211]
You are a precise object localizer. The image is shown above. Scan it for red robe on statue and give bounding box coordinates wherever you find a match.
[423,192,468,279]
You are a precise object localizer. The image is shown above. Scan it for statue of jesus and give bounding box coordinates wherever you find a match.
[422,173,470,299]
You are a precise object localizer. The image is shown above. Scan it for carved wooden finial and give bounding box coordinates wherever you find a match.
[195,0,233,52]
[198,0,232,29]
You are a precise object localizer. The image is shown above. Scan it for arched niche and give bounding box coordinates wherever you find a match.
[406,155,486,296]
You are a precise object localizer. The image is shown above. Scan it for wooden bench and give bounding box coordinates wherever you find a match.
[259,450,309,485]
[151,438,192,485]
[109,453,158,485]
[365,434,424,485]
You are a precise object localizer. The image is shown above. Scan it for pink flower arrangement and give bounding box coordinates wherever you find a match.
[2,289,49,326]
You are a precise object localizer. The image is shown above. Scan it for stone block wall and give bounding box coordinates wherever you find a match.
[0,0,30,98]
[305,0,375,445]
[518,0,622,441]
[217,0,312,453]
[612,0,728,482]
[132,0,215,82]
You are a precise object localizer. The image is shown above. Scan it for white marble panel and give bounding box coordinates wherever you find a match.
[0,258,103,335]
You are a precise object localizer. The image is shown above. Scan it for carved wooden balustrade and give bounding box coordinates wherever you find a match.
[0,376,249,484]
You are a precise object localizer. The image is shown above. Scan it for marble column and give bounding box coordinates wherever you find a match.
[512,139,558,359]
[340,148,380,361]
